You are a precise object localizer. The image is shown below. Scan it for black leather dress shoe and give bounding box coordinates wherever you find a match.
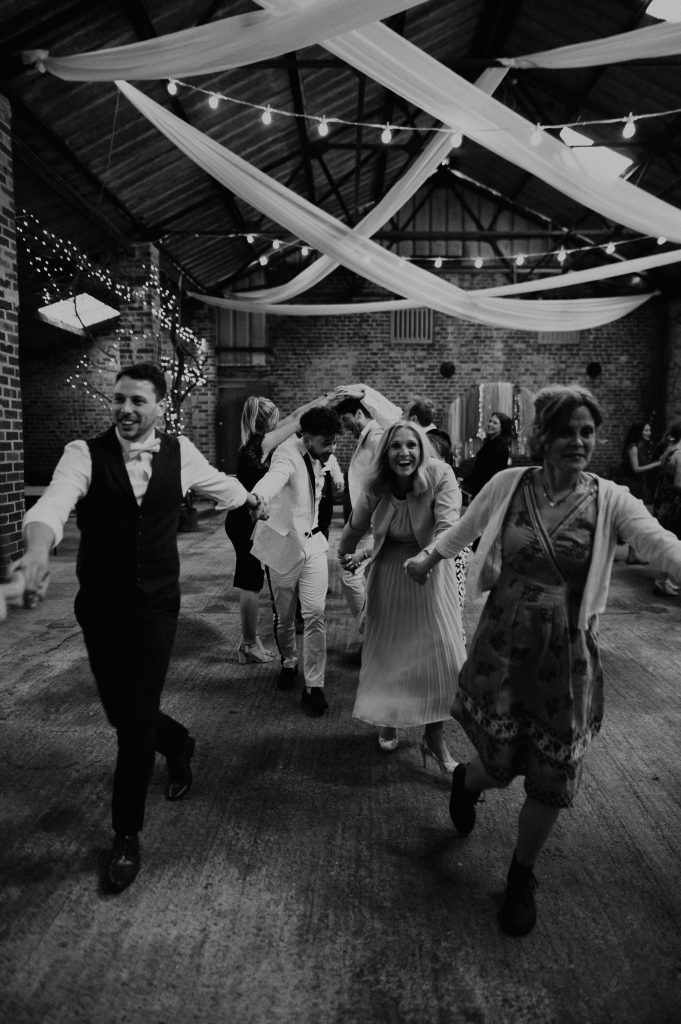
[277,664,299,691]
[301,687,328,715]
[166,735,195,801]
[108,834,140,893]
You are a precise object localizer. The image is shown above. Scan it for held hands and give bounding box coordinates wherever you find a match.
[339,551,361,574]
[331,384,365,403]
[249,495,270,522]
[404,551,432,586]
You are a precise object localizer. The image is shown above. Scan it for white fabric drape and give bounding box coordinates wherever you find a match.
[31,0,681,243]
[501,20,681,69]
[115,84,653,332]
[222,243,681,313]
[31,0,426,81]
[187,292,652,322]
[322,23,681,244]
[236,68,508,302]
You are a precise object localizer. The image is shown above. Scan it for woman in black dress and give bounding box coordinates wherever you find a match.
[225,392,335,662]
[461,411,513,502]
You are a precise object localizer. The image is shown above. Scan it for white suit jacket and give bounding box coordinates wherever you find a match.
[252,434,327,551]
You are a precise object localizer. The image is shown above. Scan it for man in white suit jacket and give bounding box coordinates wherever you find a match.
[251,406,342,715]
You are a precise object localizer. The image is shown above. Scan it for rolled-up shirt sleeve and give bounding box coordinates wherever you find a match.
[180,436,249,510]
[23,440,92,546]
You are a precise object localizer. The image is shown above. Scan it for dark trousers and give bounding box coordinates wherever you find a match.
[74,589,187,836]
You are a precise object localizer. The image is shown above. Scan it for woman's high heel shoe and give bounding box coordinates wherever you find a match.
[420,736,458,774]
[378,729,398,752]
[237,636,274,664]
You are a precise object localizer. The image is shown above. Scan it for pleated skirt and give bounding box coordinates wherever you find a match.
[353,538,467,727]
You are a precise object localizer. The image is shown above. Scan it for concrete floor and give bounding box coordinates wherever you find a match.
[0,505,680,1024]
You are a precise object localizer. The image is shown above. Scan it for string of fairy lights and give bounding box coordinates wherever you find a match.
[18,210,208,428]
[166,75,681,147]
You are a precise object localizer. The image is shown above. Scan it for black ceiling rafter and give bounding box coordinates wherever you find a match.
[467,0,525,63]
[371,12,408,208]
[285,52,317,206]
[113,0,251,267]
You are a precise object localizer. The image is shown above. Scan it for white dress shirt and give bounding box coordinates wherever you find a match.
[24,431,249,547]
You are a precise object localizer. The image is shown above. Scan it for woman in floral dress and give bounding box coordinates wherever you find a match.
[406,385,681,938]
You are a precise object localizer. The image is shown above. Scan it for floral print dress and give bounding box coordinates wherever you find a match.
[453,470,602,808]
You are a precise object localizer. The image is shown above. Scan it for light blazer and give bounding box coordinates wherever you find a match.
[252,434,328,551]
[339,460,461,564]
[433,466,681,630]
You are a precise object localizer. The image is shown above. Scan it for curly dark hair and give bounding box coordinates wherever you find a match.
[299,406,342,437]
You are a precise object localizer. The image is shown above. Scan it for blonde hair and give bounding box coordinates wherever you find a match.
[239,396,279,448]
[364,420,436,499]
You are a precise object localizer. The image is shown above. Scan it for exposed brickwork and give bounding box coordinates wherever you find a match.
[264,273,667,478]
[0,94,23,562]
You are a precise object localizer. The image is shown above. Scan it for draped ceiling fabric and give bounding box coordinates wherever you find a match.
[30,0,681,325]
[198,247,681,314]
[28,0,427,80]
[500,20,681,69]
[235,68,508,303]
[117,82,652,332]
[29,3,681,242]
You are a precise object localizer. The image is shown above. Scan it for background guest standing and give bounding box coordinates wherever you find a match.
[617,421,660,565]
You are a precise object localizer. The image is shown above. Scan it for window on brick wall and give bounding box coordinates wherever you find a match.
[537,329,580,345]
[391,307,433,343]
[216,308,268,365]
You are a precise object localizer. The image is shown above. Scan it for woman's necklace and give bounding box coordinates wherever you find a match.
[540,471,579,509]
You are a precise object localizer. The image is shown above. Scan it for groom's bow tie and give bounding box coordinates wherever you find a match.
[123,437,161,461]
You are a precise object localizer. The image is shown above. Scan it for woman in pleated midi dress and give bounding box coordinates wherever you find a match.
[338,422,467,769]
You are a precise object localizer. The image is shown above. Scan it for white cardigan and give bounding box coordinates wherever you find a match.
[433,467,681,630]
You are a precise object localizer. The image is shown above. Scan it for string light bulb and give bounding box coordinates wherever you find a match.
[434,256,443,269]
[657,236,667,245]
[622,113,636,139]
[450,129,463,149]
[317,116,329,138]
[261,105,273,126]
[515,254,525,266]
[246,233,255,244]
[474,256,484,269]
[208,93,219,110]
[259,254,269,266]
[167,79,178,96]
[557,246,568,264]
[605,241,616,255]
[301,246,310,257]
[272,238,281,250]
[381,124,392,145]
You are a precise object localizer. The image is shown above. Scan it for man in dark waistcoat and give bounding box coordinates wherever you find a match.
[19,363,265,892]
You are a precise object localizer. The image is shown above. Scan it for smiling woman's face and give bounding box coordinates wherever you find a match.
[544,405,596,476]
[486,415,501,438]
[387,426,421,480]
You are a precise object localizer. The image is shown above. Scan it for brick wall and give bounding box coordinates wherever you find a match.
[0,94,23,562]
[264,273,667,478]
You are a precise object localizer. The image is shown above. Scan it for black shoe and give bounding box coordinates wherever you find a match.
[277,664,299,691]
[166,735,195,801]
[301,687,328,715]
[107,834,140,893]
[449,763,481,834]
[498,859,538,936]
